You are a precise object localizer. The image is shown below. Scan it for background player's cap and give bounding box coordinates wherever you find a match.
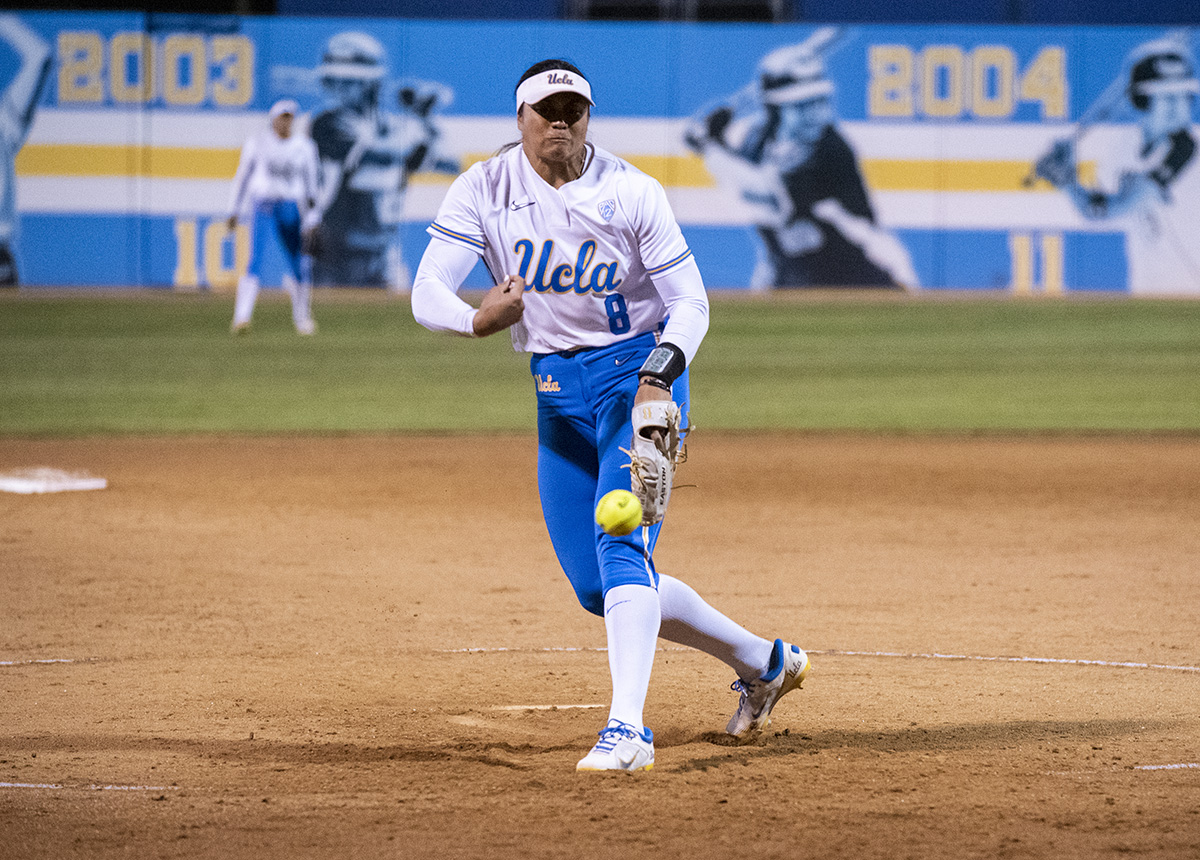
[515,69,594,113]
[269,98,299,119]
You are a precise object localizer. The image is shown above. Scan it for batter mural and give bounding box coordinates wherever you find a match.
[685,28,918,290]
[7,13,1199,293]
[1033,31,1200,294]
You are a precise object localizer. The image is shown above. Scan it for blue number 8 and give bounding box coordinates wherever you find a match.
[604,293,630,335]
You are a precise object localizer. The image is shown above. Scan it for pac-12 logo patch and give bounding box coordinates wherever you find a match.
[598,199,616,222]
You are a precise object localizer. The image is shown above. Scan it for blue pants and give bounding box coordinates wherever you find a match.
[532,331,690,617]
[248,200,303,282]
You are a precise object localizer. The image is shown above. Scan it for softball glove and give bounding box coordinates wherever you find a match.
[624,399,685,526]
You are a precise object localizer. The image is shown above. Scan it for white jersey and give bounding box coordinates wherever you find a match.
[228,129,321,220]
[425,143,700,355]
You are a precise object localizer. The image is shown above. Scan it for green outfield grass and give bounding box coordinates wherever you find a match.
[1,290,1198,435]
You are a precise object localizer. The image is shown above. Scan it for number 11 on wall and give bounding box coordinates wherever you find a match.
[1010,232,1063,295]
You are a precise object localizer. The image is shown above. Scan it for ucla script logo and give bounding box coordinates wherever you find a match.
[513,239,623,294]
[534,374,561,393]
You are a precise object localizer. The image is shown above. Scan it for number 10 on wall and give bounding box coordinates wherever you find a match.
[173,218,248,291]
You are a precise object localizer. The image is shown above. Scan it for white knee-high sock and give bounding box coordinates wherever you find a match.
[289,278,313,329]
[657,574,773,681]
[232,274,259,327]
[603,583,661,730]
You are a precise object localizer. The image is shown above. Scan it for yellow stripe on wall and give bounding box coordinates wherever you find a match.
[15,144,1093,192]
[861,158,1096,192]
[16,144,239,179]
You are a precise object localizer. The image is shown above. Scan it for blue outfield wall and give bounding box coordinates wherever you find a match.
[3,12,1198,293]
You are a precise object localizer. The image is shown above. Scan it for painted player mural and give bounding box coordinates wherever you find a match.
[308,31,460,291]
[685,28,917,290]
[1035,31,1200,294]
[411,60,810,772]
[0,14,51,287]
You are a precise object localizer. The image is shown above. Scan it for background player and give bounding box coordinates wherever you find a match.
[309,31,459,291]
[1036,33,1200,294]
[0,15,51,287]
[227,99,321,335]
[685,29,916,290]
[411,58,810,772]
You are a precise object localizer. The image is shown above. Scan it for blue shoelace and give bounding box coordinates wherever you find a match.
[594,722,638,752]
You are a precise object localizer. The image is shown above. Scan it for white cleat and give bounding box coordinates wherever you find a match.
[726,639,810,743]
[296,319,317,336]
[576,720,655,772]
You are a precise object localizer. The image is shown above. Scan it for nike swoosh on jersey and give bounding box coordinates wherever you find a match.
[510,200,537,211]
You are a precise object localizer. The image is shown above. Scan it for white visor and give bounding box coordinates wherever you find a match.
[1137,77,1200,97]
[269,98,299,119]
[762,78,834,105]
[515,69,594,113]
[318,61,387,82]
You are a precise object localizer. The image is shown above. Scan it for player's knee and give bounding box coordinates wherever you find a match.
[574,586,605,617]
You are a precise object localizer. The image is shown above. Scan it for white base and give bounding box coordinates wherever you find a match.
[0,468,108,494]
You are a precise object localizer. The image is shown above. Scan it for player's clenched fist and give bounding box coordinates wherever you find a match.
[472,274,526,337]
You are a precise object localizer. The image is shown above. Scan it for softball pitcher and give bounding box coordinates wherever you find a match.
[411,59,809,772]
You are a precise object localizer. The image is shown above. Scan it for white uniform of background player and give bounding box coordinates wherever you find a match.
[412,59,810,772]
[227,99,321,334]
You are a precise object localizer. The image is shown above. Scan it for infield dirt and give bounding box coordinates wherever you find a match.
[2,434,1199,859]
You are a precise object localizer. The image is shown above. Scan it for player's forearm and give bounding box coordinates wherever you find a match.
[312,160,344,218]
[648,256,709,366]
[411,239,483,336]
[226,144,258,216]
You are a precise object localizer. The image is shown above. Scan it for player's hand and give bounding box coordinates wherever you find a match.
[706,106,733,143]
[634,379,673,450]
[473,275,525,337]
[1035,139,1076,188]
[301,225,322,258]
[226,215,237,232]
[635,379,672,406]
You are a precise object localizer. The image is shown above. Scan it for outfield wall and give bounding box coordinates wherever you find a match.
[4,12,1198,292]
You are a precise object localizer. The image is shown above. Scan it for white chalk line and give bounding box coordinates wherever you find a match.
[440,647,1200,674]
[446,647,611,654]
[1053,762,1200,775]
[816,650,1200,674]
[1135,763,1200,771]
[0,782,178,791]
[14,650,1196,675]
[490,704,604,711]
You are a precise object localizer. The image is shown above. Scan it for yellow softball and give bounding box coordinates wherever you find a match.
[595,489,643,537]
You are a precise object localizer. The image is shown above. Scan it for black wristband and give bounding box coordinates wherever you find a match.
[639,375,671,392]
[638,342,686,387]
